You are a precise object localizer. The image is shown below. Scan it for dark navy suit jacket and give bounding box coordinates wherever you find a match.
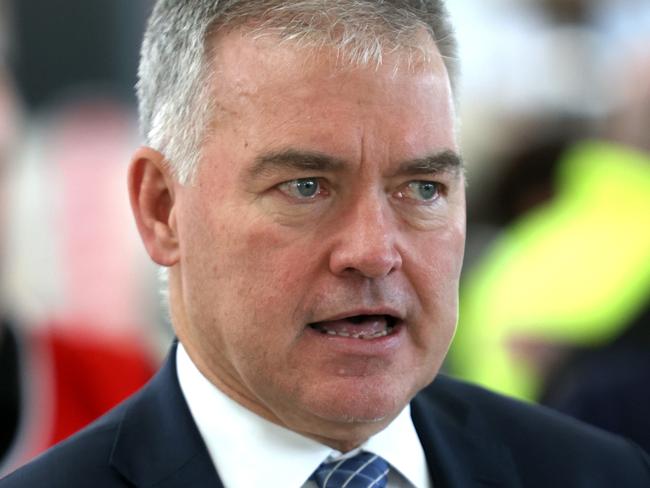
[1,343,649,487]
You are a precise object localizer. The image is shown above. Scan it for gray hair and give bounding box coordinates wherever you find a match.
[137,0,458,184]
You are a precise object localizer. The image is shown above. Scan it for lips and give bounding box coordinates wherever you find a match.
[309,314,399,340]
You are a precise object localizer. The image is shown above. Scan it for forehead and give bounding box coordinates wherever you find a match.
[204,29,456,159]
[210,27,450,104]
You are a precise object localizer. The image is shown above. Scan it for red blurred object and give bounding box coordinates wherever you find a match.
[1,321,156,475]
[46,326,155,445]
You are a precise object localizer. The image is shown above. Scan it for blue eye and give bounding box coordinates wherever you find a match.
[296,179,319,197]
[407,181,440,201]
[279,178,322,199]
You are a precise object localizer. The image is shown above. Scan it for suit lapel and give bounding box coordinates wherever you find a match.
[108,348,521,487]
[411,376,522,487]
[109,343,224,487]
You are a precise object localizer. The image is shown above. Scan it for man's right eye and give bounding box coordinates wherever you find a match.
[277,178,326,200]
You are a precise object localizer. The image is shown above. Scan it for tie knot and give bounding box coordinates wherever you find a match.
[310,452,390,488]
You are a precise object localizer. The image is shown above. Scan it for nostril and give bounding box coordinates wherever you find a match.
[327,215,402,279]
[330,247,402,279]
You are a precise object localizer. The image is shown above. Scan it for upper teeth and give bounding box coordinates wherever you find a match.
[323,329,390,339]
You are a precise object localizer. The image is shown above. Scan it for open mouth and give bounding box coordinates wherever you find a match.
[309,314,399,340]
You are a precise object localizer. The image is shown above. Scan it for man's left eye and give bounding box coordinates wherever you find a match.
[401,181,441,202]
[278,178,324,200]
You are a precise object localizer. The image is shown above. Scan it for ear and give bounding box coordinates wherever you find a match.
[128,147,180,267]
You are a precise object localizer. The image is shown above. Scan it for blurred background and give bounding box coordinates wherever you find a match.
[0,0,648,474]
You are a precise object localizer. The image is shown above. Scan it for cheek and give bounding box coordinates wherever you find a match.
[440,222,466,279]
[211,214,318,313]
[405,223,465,342]
[413,222,465,288]
[240,214,321,271]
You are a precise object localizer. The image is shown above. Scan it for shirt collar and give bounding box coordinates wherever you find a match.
[364,404,431,488]
[176,343,430,488]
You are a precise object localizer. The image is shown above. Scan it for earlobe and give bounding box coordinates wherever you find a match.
[128,147,180,267]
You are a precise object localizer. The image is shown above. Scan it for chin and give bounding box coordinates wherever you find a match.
[305,377,413,426]
[294,389,405,451]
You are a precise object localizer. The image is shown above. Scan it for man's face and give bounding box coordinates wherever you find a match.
[171,31,465,448]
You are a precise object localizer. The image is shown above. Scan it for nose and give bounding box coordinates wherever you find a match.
[328,193,403,279]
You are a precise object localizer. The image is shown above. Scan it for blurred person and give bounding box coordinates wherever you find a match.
[0,93,157,479]
[451,140,650,401]
[0,0,21,468]
[2,1,650,487]
[452,140,650,442]
[537,42,650,451]
[0,2,156,476]
[2,94,163,337]
[450,30,650,448]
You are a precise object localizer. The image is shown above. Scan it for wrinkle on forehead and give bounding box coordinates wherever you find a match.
[205,27,451,129]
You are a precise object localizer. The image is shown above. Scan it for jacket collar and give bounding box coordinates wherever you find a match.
[109,344,520,487]
[411,376,522,488]
[109,342,223,487]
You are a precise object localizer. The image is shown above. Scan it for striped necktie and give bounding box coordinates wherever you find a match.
[310,451,390,488]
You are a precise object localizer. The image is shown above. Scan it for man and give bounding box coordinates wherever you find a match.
[1,1,649,486]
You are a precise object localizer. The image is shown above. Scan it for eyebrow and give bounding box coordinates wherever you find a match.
[249,149,346,177]
[396,150,464,177]
[249,148,463,177]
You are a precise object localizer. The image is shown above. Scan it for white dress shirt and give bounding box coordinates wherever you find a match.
[176,343,432,488]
